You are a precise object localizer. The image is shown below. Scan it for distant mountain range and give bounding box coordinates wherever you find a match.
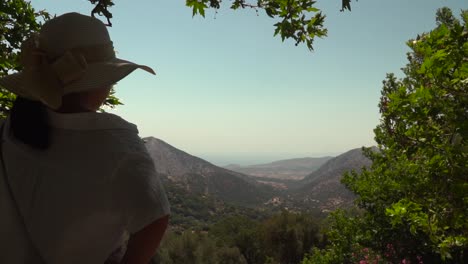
[143,137,274,206]
[143,136,375,216]
[224,156,332,180]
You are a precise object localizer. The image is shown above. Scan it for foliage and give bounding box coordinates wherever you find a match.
[0,0,48,117]
[306,8,468,264]
[153,230,248,264]
[187,0,328,51]
[85,0,356,51]
[261,210,321,264]
[88,0,354,52]
[89,0,114,26]
[164,182,270,232]
[210,210,321,264]
[301,210,370,264]
[211,215,266,264]
[155,211,323,264]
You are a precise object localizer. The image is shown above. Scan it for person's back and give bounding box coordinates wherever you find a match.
[0,13,170,264]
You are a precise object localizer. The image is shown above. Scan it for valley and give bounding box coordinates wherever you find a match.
[143,137,374,225]
[143,137,374,264]
[223,156,332,180]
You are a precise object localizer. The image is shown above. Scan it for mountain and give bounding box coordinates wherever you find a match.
[289,147,374,212]
[143,137,274,207]
[142,137,375,222]
[224,157,333,180]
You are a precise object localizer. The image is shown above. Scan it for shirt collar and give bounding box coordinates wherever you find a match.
[46,109,138,132]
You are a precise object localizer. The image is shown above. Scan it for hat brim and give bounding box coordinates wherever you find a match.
[0,57,155,99]
[0,73,33,99]
[65,58,155,94]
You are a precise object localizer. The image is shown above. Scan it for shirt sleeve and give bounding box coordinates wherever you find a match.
[112,150,170,234]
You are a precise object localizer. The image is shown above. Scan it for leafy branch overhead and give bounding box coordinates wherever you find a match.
[184,0,353,51]
[0,0,353,118]
[89,0,354,51]
[89,0,114,26]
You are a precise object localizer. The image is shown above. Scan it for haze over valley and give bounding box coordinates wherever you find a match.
[143,136,374,225]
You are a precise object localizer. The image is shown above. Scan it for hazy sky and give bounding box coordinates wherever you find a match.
[31,0,467,165]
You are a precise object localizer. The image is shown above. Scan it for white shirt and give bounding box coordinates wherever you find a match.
[0,110,170,264]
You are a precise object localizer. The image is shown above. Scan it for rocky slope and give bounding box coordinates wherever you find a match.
[143,137,274,206]
[289,147,374,212]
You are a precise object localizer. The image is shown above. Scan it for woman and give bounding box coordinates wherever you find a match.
[0,13,170,264]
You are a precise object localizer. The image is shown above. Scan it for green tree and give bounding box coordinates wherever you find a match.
[153,230,247,264]
[307,7,468,264]
[260,210,321,264]
[211,215,266,264]
[208,211,322,264]
[0,0,47,117]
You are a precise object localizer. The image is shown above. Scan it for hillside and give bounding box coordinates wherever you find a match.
[143,137,375,220]
[143,137,274,207]
[288,147,374,212]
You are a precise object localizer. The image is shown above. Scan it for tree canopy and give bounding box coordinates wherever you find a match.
[155,211,322,264]
[0,0,48,116]
[304,7,468,264]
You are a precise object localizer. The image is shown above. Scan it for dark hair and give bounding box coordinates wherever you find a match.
[10,97,51,150]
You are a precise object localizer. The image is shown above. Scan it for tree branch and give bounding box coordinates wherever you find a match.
[91,0,113,27]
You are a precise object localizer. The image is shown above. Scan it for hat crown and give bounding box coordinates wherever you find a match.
[39,13,112,58]
[0,12,155,110]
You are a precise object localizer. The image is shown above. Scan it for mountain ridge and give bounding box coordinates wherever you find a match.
[142,136,376,214]
[288,147,375,211]
[143,137,274,206]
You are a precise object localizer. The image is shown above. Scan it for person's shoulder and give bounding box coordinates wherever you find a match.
[64,112,147,156]
[46,109,137,133]
[96,112,138,132]
[99,114,147,154]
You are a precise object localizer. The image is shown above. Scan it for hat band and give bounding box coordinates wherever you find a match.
[20,37,117,109]
[48,42,116,64]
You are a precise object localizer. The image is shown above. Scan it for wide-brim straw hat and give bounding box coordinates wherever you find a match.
[0,12,155,110]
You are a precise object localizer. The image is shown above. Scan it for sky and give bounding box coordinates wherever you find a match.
[31,0,467,165]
